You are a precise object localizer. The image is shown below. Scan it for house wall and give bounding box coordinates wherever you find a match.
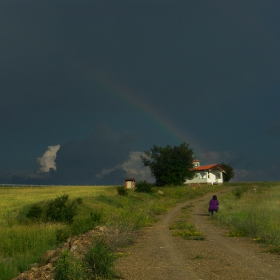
[185,168,224,185]
[184,175,208,184]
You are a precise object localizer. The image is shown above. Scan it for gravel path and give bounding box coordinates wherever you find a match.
[116,187,280,279]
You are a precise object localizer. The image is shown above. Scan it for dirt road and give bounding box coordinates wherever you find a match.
[116,187,280,279]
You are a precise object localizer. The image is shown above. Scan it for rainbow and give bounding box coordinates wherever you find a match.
[88,69,205,157]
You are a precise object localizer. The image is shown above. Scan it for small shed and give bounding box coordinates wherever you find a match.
[124,178,135,189]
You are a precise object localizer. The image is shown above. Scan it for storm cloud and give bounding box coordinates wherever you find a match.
[52,126,139,185]
[1,1,280,184]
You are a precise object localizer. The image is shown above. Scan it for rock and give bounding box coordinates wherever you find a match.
[94,225,107,232]
[38,250,57,265]
[12,225,109,279]
[49,256,59,264]
[29,263,38,269]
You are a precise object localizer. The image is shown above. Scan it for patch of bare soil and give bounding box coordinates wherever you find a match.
[116,187,280,280]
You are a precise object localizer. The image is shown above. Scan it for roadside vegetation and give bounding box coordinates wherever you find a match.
[0,184,220,279]
[169,204,205,240]
[212,182,280,252]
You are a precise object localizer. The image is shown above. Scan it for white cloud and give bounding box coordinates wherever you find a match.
[95,164,122,178]
[122,151,153,181]
[37,145,60,173]
[95,151,153,182]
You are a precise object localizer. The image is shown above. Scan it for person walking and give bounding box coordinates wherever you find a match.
[209,195,219,215]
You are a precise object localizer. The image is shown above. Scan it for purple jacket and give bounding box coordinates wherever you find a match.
[209,199,219,211]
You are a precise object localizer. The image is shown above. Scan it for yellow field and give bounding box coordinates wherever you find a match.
[0,186,115,224]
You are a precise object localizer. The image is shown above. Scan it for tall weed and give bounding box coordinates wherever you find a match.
[54,251,86,280]
[215,183,280,248]
[83,239,117,279]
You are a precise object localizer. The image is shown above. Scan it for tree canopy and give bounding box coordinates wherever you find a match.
[140,142,195,186]
[220,162,235,182]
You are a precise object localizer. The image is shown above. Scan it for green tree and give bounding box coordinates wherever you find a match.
[220,162,235,182]
[141,142,195,186]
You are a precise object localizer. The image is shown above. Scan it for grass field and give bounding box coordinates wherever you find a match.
[214,182,280,251]
[0,186,115,225]
[0,185,116,279]
[0,184,221,279]
[3,182,280,279]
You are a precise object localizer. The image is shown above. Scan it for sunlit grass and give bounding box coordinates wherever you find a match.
[169,201,205,240]
[0,184,221,279]
[170,220,205,240]
[214,182,280,249]
[0,186,115,224]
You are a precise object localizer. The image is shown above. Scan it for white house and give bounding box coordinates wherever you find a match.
[184,160,226,185]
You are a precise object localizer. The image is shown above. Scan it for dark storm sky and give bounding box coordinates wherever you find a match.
[1,1,280,184]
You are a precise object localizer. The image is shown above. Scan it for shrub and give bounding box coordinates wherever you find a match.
[83,239,117,279]
[75,197,83,204]
[231,185,251,199]
[26,204,43,221]
[90,212,102,224]
[25,195,79,225]
[71,212,103,236]
[232,188,242,199]
[55,228,72,243]
[46,195,78,224]
[135,181,153,193]
[117,186,128,196]
[102,226,136,249]
[54,251,86,280]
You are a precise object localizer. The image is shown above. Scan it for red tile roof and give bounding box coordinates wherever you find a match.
[191,164,225,172]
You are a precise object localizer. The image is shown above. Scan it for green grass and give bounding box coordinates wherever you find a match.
[0,184,221,279]
[194,254,203,259]
[213,182,280,251]
[0,186,116,279]
[169,201,204,240]
[54,250,87,280]
[170,220,205,240]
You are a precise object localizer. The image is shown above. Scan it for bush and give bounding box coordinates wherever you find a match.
[26,204,43,221]
[55,239,118,280]
[83,239,117,279]
[90,212,102,224]
[117,186,128,196]
[232,186,249,199]
[71,212,103,236]
[75,197,83,204]
[26,195,80,225]
[54,251,86,280]
[45,195,78,224]
[55,228,72,243]
[135,181,153,193]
